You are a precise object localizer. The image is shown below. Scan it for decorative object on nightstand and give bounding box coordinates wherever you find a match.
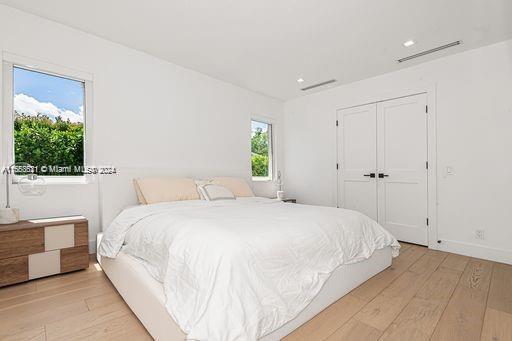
[0,215,89,287]
[1,163,46,224]
[282,198,296,203]
[276,170,285,200]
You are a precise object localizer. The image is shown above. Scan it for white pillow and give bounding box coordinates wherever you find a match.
[195,179,212,200]
[199,184,235,201]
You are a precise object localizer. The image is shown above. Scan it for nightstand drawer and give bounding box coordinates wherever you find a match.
[74,223,88,246]
[29,250,60,280]
[0,256,28,286]
[45,224,75,251]
[61,245,89,273]
[0,228,44,259]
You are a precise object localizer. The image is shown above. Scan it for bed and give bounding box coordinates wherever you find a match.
[96,172,399,340]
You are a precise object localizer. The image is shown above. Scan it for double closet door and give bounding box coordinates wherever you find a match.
[337,93,428,245]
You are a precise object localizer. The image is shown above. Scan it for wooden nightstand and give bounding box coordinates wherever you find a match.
[0,215,89,287]
[282,198,297,203]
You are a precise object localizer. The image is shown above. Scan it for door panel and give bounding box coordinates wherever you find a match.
[377,94,428,245]
[337,104,377,220]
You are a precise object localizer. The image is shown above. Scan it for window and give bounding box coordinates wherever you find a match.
[7,65,87,177]
[251,119,273,180]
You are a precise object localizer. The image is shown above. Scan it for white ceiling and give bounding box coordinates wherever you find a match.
[2,0,511,100]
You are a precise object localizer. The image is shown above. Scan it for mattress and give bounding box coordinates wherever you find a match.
[97,233,392,341]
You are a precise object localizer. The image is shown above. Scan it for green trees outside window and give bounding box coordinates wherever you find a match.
[14,113,84,175]
[251,120,272,178]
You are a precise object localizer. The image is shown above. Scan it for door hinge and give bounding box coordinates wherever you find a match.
[426,161,429,170]
[426,218,429,226]
[336,120,339,127]
[426,105,428,114]
[336,163,339,170]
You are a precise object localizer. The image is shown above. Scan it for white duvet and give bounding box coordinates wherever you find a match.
[98,197,399,341]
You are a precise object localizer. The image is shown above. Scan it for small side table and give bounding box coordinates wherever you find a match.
[0,215,89,287]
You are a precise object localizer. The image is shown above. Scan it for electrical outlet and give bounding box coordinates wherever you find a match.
[475,229,485,240]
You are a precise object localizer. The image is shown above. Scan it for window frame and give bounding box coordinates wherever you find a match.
[1,53,93,185]
[251,117,274,182]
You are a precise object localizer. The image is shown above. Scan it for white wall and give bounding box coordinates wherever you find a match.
[0,5,283,252]
[284,39,512,264]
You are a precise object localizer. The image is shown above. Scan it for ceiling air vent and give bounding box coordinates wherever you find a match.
[397,40,462,63]
[301,79,336,91]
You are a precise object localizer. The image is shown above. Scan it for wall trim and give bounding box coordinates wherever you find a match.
[434,239,512,265]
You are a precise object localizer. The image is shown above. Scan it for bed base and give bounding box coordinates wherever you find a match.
[97,233,392,340]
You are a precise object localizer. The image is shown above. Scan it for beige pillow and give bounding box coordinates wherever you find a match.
[133,179,148,205]
[211,177,254,197]
[134,177,200,204]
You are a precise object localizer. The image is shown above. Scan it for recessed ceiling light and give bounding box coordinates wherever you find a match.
[297,78,304,83]
[403,40,416,47]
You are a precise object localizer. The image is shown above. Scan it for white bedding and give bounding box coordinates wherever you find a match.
[98,197,399,341]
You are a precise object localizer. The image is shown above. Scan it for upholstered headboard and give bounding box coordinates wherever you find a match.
[98,167,250,230]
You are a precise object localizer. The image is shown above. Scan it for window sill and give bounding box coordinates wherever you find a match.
[252,177,273,182]
[11,175,93,185]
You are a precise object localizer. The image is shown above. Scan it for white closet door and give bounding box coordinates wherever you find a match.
[376,94,428,245]
[337,103,377,220]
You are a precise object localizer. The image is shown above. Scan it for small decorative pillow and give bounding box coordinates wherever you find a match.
[195,179,213,200]
[199,184,235,201]
[211,177,255,197]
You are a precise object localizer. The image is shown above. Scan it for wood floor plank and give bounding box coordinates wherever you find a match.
[35,266,104,292]
[1,325,45,341]
[481,308,512,341]
[379,298,443,341]
[326,318,382,341]
[350,245,428,302]
[85,292,125,311]
[458,258,493,291]
[0,275,111,311]
[430,285,487,341]
[48,312,150,341]
[439,253,470,272]
[103,321,153,341]
[0,282,111,325]
[408,250,447,275]
[398,243,412,252]
[355,251,446,331]
[45,302,131,340]
[415,266,461,302]
[355,271,428,331]
[283,294,366,341]
[379,267,461,341]
[487,262,512,315]
[0,282,37,302]
[0,301,88,338]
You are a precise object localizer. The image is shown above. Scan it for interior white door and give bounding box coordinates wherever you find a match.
[337,104,378,220]
[376,94,428,245]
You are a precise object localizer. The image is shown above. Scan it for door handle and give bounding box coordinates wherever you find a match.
[378,173,389,178]
[363,173,376,178]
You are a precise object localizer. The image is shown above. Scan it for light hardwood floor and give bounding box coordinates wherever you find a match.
[0,244,510,340]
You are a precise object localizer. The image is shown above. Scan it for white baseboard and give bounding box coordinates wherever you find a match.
[88,238,97,254]
[434,239,512,265]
